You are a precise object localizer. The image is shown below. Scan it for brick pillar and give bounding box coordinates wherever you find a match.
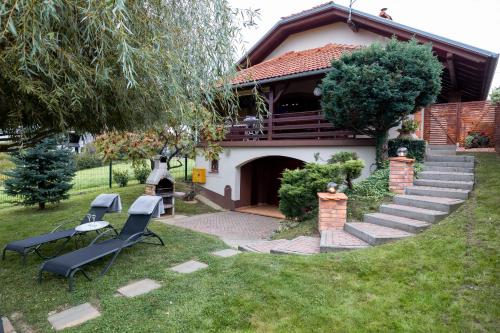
[389,157,415,194]
[145,184,156,196]
[317,192,348,231]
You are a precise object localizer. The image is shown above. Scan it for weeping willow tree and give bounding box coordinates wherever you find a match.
[0,0,257,151]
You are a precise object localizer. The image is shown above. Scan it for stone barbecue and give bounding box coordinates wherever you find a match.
[145,155,175,216]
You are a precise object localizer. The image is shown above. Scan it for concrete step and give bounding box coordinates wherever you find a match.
[238,239,290,253]
[426,155,474,163]
[428,144,456,151]
[428,150,456,155]
[418,171,474,182]
[379,203,448,223]
[414,178,474,190]
[425,161,474,168]
[364,212,431,233]
[320,229,370,252]
[405,185,470,200]
[344,222,413,246]
[270,236,320,255]
[423,165,474,173]
[393,194,464,213]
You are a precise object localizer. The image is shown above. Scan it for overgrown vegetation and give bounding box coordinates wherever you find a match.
[321,38,442,167]
[388,138,426,162]
[465,132,491,148]
[3,139,75,210]
[279,153,364,220]
[134,165,151,184]
[74,151,103,171]
[112,170,130,187]
[0,1,258,152]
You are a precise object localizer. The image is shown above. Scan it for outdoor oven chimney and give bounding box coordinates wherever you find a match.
[153,155,161,170]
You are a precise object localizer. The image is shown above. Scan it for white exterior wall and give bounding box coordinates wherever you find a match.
[265,22,388,60]
[196,146,376,201]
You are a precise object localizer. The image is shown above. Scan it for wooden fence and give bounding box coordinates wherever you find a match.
[423,101,500,149]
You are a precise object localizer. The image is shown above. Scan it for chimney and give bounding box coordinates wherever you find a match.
[379,7,393,20]
[153,155,161,169]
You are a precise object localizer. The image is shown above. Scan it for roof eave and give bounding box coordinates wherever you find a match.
[233,67,331,89]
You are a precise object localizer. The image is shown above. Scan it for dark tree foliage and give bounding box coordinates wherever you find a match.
[321,38,442,167]
[4,138,75,209]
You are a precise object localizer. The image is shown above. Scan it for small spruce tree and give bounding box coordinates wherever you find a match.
[4,138,76,209]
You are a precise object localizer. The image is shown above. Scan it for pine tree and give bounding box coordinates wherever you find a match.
[4,139,76,209]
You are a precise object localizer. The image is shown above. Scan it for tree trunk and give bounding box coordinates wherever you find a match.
[38,202,46,210]
[375,131,389,169]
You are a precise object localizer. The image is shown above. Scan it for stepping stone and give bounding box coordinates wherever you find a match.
[2,317,16,333]
[271,236,320,255]
[320,229,370,252]
[117,278,162,298]
[238,239,290,253]
[212,249,241,257]
[171,260,208,273]
[47,303,100,331]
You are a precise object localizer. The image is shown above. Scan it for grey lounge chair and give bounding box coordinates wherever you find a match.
[2,194,122,263]
[39,195,165,291]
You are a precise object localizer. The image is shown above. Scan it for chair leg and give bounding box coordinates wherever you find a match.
[34,237,72,260]
[99,250,122,277]
[68,268,91,292]
[38,268,44,284]
[145,229,165,246]
[1,246,6,261]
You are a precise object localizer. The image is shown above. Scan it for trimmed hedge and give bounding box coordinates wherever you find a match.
[388,138,426,162]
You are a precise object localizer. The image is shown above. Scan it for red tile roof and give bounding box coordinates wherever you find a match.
[232,43,359,85]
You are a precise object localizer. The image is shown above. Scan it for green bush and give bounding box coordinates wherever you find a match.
[113,170,129,187]
[388,138,426,162]
[74,151,103,170]
[328,151,358,164]
[279,163,344,220]
[465,132,490,148]
[134,165,151,184]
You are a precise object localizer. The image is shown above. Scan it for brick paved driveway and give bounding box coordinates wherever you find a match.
[159,211,280,247]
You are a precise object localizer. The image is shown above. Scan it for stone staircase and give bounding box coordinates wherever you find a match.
[239,145,475,255]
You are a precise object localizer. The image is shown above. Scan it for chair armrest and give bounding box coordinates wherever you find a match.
[89,229,117,246]
[51,219,79,233]
[120,232,145,248]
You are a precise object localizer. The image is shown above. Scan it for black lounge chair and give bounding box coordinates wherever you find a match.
[2,194,122,263]
[39,195,165,291]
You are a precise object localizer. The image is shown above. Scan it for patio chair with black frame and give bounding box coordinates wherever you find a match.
[38,195,165,291]
[2,194,122,264]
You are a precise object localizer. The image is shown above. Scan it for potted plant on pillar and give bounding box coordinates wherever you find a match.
[397,119,420,139]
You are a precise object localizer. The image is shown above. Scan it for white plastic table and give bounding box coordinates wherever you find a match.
[75,221,110,232]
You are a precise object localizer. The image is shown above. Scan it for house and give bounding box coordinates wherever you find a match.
[195,2,498,215]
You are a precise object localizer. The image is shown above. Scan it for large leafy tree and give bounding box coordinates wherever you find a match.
[0,0,256,151]
[321,38,442,167]
[4,138,75,209]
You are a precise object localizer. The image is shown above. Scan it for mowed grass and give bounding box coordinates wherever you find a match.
[1,154,499,332]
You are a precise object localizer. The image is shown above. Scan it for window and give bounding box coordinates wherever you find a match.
[210,159,219,173]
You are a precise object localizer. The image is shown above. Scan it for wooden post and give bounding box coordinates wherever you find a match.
[267,89,274,140]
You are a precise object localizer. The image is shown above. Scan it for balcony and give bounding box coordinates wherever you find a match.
[219,110,374,147]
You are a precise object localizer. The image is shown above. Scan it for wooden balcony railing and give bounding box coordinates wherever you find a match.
[223,110,355,141]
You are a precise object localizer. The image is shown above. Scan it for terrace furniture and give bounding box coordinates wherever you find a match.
[2,194,122,263]
[38,195,165,291]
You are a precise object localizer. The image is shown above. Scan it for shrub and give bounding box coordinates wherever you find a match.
[399,119,419,133]
[279,163,344,220]
[74,151,103,170]
[388,138,426,162]
[134,165,151,184]
[465,132,490,148]
[4,138,75,209]
[113,170,129,187]
[328,152,358,164]
[490,86,500,105]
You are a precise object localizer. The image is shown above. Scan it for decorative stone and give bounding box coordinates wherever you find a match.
[389,157,415,194]
[2,317,16,333]
[170,260,208,274]
[116,278,162,298]
[47,303,100,331]
[317,192,348,231]
[212,249,241,257]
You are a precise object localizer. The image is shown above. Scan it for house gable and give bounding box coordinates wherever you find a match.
[264,22,386,61]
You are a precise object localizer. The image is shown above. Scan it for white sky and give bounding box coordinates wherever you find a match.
[229,0,500,93]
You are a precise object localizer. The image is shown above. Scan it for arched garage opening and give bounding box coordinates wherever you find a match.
[237,156,305,217]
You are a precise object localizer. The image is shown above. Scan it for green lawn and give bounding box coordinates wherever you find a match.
[1,153,499,332]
